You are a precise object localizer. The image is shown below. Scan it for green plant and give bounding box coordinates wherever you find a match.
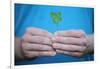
[50,12,62,30]
[50,12,62,24]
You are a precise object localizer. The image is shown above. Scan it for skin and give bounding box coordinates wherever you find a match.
[15,27,94,60]
[15,27,56,60]
[52,30,94,57]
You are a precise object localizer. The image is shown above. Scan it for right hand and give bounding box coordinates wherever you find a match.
[21,27,56,59]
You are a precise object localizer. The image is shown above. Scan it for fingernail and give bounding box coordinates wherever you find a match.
[51,52,56,56]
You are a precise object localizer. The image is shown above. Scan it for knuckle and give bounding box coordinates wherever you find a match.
[22,33,30,41]
[82,38,88,45]
[21,45,27,53]
[21,42,29,50]
[79,30,85,37]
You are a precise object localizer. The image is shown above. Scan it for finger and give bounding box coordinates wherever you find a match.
[24,51,56,58]
[55,30,85,38]
[53,43,86,52]
[26,27,53,38]
[23,35,52,45]
[52,36,88,46]
[22,43,54,51]
[56,50,83,57]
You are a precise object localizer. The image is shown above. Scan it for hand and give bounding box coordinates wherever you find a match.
[21,27,56,59]
[52,30,89,57]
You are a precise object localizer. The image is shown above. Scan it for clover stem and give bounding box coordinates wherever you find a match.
[56,23,59,31]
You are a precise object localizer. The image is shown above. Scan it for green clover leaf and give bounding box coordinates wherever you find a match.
[50,12,62,25]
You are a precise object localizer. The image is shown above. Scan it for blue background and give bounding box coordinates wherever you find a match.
[15,3,94,65]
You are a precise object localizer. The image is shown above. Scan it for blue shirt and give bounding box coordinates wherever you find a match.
[15,3,94,65]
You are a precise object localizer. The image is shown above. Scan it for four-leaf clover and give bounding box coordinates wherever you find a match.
[50,12,62,25]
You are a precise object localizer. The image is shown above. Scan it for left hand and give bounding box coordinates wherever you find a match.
[52,30,89,57]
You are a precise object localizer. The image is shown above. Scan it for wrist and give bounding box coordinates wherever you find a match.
[15,38,24,60]
[85,34,94,54]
